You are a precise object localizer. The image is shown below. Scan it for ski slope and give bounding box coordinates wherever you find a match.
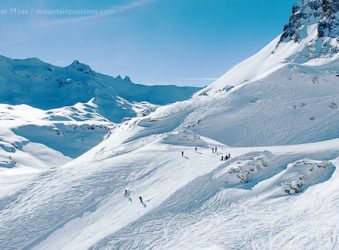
[1,133,339,249]
[0,0,338,249]
[133,59,339,147]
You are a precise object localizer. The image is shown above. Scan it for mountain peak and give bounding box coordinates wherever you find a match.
[115,75,133,83]
[279,0,338,43]
[276,0,338,60]
[66,60,94,75]
[198,0,338,96]
[124,76,132,82]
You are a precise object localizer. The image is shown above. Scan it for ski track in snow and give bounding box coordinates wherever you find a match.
[1,138,339,250]
[90,149,339,250]
[0,1,338,248]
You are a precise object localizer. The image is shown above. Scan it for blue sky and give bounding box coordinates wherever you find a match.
[0,0,298,86]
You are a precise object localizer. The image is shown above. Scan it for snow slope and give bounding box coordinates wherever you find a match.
[1,133,339,249]
[0,0,339,249]
[200,0,338,95]
[0,55,200,170]
[131,0,339,147]
[0,102,113,173]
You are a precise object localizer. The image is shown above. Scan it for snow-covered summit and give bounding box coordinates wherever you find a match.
[200,0,338,95]
[125,0,339,147]
[279,0,338,43]
[278,0,338,59]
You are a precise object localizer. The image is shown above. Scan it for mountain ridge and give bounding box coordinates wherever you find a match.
[0,55,201,122]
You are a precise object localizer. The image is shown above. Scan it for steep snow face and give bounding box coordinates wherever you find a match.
[134,0,339,147]
[200,0,338,95]
[193,61,339,146]
[127,58,338,147]
[0,56,200,122]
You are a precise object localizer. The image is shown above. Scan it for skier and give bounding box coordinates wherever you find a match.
[228,153,231,158]
[139,196,143,203]
[212,148,214,153]
[195,147,198,153]
[215,147,217,152]
[182,151,184,157]
[225,155,229,160]
[124,189,132,202]
[221,156,224,161]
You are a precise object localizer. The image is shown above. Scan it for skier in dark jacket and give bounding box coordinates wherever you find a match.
[221,156,224,161]
[182,151,184,157]
[139,196,143,203]
[124,189,132,202]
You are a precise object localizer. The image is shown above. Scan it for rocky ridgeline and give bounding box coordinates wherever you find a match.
[278,0,338,58]
[280,0,338,42]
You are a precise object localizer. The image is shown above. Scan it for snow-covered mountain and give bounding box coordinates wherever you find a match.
[0,55,199,166]
[182,0,339,146]
[201,0,338,95]
[0,0,338,249]
[0,55,200,123]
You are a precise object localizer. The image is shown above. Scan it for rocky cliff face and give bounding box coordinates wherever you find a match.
[278,0,338,59]
[317,0,338,37]
[280,0,338,42]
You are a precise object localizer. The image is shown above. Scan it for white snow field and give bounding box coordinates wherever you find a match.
[1,135,339,250]
[0,0,339,249]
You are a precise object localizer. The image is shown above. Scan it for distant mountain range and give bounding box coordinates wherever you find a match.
[0,56,200,122]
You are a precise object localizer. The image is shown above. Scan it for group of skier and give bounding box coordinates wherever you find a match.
[221,153,231,161]
[124,189,145,206]
[127,146,231,206]
[212,146,231,161]
[181,146,231,161]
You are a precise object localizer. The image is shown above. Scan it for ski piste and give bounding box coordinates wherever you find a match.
[0,0,338,249]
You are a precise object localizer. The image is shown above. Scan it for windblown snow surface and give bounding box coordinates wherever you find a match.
[1,0,339,249]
